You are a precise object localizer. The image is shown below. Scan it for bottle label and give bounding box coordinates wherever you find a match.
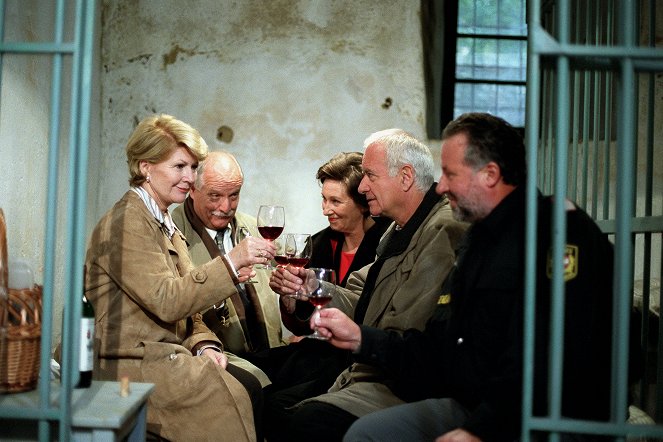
[79,317,94,371]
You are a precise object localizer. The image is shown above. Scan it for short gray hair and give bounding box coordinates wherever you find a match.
[363,129,434,191]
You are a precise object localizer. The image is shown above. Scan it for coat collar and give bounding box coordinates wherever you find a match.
[130,186,180,239]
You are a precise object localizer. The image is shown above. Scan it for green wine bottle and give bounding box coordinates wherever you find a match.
[76,270,94,388]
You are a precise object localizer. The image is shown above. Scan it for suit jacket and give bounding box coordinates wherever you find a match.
[296,195,468,417]
[172,203,283,385]
[85,191,255,442]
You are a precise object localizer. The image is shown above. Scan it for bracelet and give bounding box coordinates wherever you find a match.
[196,345,222,356]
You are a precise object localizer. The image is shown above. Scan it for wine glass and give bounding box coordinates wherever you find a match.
[286,233,312,299]
[234,226,257,283]
[235,226,252,243]
[257,205,285,269]
[301,268,336,340]
[273,235,290,267]
[286,233,312,269]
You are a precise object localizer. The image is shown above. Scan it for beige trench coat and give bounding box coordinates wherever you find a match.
[85,191,255,442]
[297,199,467,417]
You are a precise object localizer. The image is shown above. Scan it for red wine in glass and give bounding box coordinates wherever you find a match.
[274,255,289,266]
[309,294,332,308]
[258,226,284,241]
[257,205,285,269]
[288,257,309,268]
[305,268,336,340]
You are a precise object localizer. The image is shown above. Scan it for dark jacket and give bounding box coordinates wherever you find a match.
[357,186,625,441]
[309,217,390,287]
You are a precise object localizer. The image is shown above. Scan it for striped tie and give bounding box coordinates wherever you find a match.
[215,229,227,255]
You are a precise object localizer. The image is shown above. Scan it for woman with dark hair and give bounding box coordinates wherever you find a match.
[309,152,389,287]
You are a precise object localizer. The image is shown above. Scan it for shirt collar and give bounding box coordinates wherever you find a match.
[131,186,179,239]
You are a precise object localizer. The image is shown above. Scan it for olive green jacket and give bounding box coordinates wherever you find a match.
[171,204,283,385]
[297,199,467,417]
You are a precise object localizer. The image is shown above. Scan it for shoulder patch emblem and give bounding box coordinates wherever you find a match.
[546,245,578,282]
[438,294,451,304]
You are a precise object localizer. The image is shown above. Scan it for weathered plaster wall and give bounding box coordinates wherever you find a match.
[95,0,429,234]
[0,0,101,347]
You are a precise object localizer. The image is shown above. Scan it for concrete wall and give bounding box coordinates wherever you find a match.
[95,0,431,235]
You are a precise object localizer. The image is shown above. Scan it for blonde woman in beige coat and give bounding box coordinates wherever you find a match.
[85,114,275,441]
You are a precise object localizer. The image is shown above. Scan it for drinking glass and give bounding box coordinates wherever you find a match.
[302,268,336,340]
[257,205,285,241]
[285,233,311,269]
[234,226,257,283]
[273,235,290,267]
[257,205,285,269]
[286,233,312,299]
[234,226,252,243]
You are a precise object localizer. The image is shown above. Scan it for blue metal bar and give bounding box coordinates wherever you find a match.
[522,0,542,436]
[542,3,571,441]
[0,41,75,54]
[639,0,656,416]
[549,17,569,437]
[59,0,94,438]
[529,416,663,438]
[610,0,637,424]
[38,0,68,439]
[530,26,663,59]
[0,406,61,420]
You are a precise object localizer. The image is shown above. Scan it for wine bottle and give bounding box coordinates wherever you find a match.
[76,276,94,388]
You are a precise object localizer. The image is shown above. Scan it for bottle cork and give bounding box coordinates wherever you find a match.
[119,376,130,397]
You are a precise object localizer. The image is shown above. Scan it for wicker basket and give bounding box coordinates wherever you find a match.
[0,208,42,394]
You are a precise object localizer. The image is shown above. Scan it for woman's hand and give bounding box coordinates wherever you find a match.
[202,348,228,369]
[269,265,306,297]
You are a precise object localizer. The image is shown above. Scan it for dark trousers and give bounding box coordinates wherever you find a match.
[246,339,353,441]
[226,363,264,442]
[265,397,357,442]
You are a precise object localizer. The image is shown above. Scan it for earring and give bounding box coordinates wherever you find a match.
[146,175,151,183]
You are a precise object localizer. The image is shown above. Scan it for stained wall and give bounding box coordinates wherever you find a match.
[95,0,430,235]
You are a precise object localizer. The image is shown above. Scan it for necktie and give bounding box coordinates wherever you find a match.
[216,228,254,323]
[215,229,227,254]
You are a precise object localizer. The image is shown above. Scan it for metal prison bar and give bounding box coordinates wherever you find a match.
[524,0,663,440]
[0,0,96,440]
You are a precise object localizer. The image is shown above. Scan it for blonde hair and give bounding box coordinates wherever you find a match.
[126,114,209,186]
